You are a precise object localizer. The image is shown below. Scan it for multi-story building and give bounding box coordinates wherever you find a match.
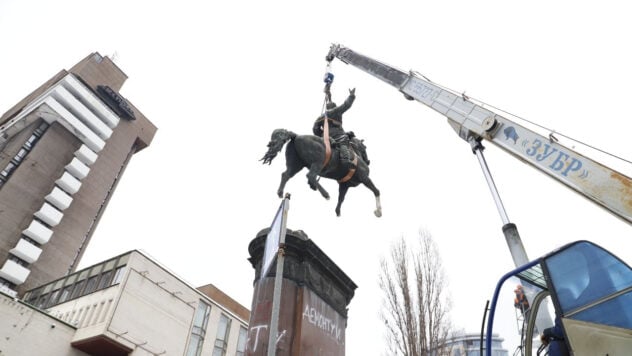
[446,333,509,356]
[1,250,249,356]
[0,53,157,295]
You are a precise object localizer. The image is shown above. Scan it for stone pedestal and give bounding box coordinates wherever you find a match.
[246,229,357,356]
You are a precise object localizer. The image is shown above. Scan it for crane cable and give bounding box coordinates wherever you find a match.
[481,98,632,167]
[411,71,632,167]
[321,63,334,168]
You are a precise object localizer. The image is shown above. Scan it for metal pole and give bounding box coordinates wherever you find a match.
[480,300,490,356]
[472,140,510,225]
[267,194,290,356]
[470,139,528,267]
[470,140,552,353]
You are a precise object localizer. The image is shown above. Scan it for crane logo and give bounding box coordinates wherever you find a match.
[504,125,588,179]
[503,126,519,144]
[525,139,584,177]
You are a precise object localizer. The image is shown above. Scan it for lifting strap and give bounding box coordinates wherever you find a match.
[322,62,334,168]
[338,153,357,183]
[323,112,332,167]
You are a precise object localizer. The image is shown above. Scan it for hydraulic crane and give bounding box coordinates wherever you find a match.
[325,44,631,265]
[325,44,632,355]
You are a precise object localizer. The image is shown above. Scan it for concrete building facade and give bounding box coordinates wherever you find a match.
[0,292,88,356]
[1,250,250,356]
[0,53,157,295]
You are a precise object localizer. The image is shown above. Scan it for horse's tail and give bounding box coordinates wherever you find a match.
[260,128,296,165]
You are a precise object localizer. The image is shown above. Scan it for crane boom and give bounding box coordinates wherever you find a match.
[327,44,632,224]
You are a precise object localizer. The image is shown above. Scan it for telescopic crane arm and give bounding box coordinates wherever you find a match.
[327,44,632,225]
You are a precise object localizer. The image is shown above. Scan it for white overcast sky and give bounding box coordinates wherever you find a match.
[1,1,632,354]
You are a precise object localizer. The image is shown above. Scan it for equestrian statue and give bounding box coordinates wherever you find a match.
[261,80,381,217]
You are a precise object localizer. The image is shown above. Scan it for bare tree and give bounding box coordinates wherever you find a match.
[379,229,453,356]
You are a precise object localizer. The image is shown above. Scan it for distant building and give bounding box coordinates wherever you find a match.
[446,333,508,356]
[1,250,249,356]
[0,53,157,295]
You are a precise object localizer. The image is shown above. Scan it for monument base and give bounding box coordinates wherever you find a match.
[246,229,357,356]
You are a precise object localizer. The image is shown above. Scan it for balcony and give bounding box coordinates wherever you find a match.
[72,335,133,356]
[62,75,120,129]
[56,172,82,195]
[65,157,90,180]
[34,202,64,227]
[75,145,98,166]
[41,97,105,152]
[7,73,119,154]
[22,220,53,244]
[52,85,113,140]
[45,187,73,211]
[9,239,42,264]
[0,260,30,285]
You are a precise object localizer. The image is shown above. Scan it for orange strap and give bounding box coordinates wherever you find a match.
[338,153,358,183]
[323,116,332,167]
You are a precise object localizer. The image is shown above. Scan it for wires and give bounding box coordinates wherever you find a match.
[475,96,632,166]
[410,71,632,167]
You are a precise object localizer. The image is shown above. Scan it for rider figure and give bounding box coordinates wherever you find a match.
[313,84,369,169]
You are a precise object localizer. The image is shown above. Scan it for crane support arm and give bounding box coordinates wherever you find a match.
[327,44,632,224]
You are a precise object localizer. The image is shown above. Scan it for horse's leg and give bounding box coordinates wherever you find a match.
[305,163,320,189]
[315,180,330,200]
[306,163,329,199]
[277,171,292,198]
[362,177,382,217]
[335,183,350,217]
[278,163,303,198]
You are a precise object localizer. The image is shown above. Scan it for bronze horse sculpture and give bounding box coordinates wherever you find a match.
[261,128,382,217]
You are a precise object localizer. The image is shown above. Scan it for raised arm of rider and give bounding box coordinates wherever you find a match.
[328,88,356,117]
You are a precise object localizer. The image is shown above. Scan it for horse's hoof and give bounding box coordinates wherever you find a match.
[374,209,382,218]
[277,191,283,198]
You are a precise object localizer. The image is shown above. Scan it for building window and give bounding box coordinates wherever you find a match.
[25,288,41,304]
[70,279,87,299]
[35,293,49,309]
[186,301,212,356]
[84,275,100,294]
[23,253,130,308]
[13,148,28,162]
[7,255,29,267]
[96,269,114,289]
[0,278,16,291]
[112,266,126,285]
[58,285,74,304]
[0,162,17,179]
[236,326,247,356]
[213,314,231,356]
[0,121,49,189]
[22,235,41,248]
[46,289,61,307]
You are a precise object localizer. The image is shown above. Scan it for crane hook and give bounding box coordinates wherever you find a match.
[324,62,334,84]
